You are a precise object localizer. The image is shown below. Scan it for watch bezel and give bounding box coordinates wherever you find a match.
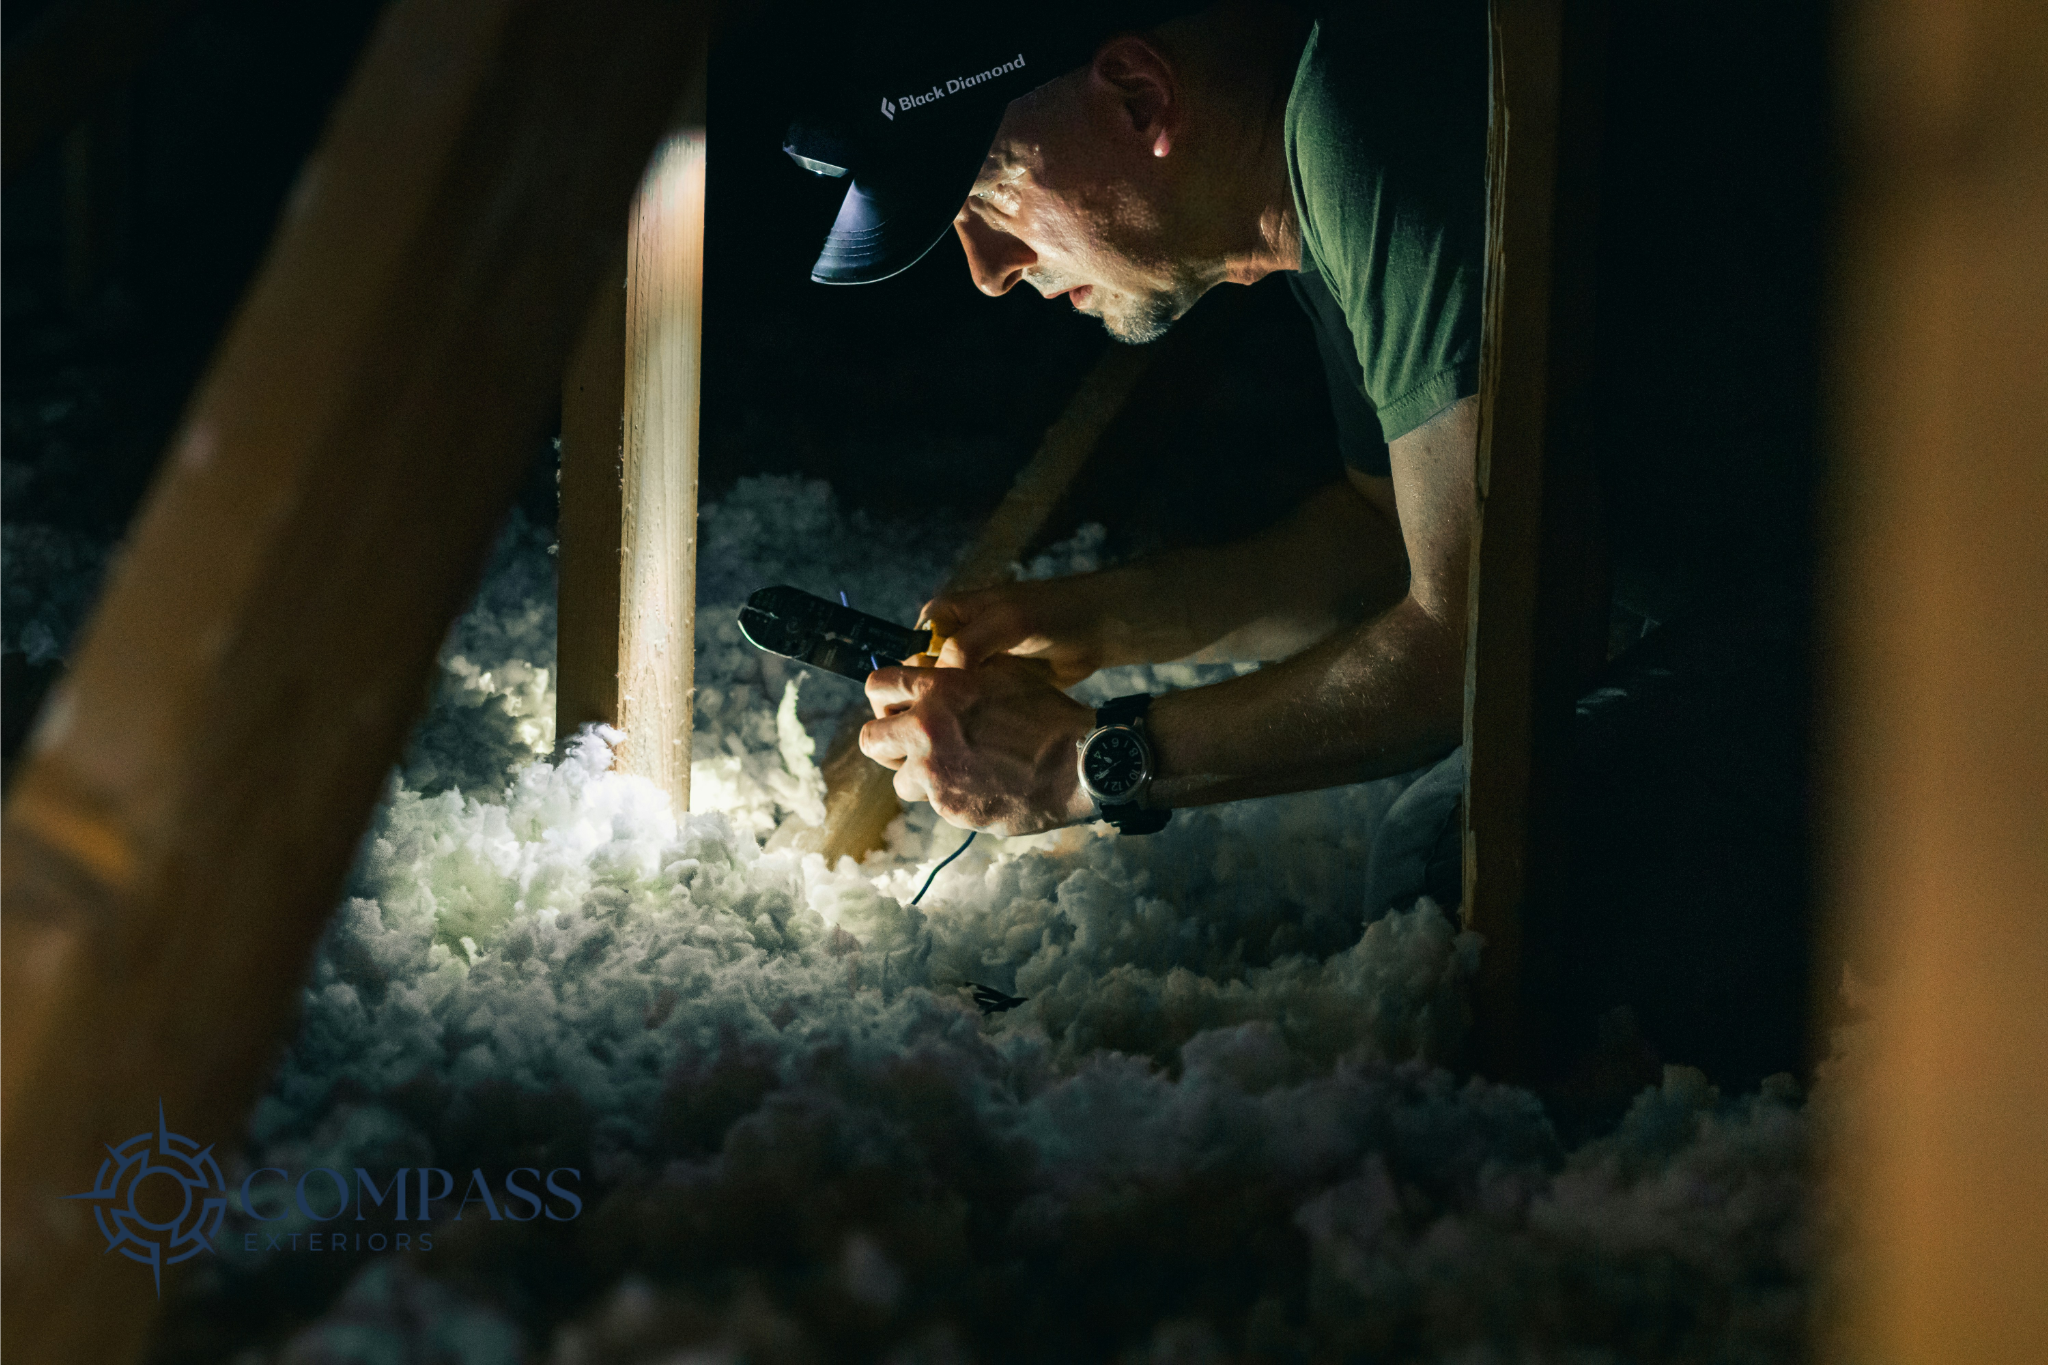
[1076,721,1154,807]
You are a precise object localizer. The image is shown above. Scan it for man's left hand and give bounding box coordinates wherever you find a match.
[860,656,1098,836]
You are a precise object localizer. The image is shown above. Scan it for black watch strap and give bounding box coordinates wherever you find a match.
[1094,693,1169,835]
[1097,692,1152,727]
[1100,801,1170,834]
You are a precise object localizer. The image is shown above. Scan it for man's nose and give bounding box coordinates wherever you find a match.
[953,209,1034,297]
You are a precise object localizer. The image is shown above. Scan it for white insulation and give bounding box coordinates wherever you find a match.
[167,477,1809,1362]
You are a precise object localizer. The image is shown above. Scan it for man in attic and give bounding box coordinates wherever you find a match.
[782,0,1812,1084]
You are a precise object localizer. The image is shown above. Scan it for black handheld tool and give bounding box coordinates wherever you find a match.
[736,586,944,681]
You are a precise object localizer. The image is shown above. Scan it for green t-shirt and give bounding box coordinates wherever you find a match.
[1284,1,1488,453]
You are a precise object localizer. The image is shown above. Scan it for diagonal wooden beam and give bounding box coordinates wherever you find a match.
[801,282,1267,866]
[0,1,711,1358]
[810,339,1158,865]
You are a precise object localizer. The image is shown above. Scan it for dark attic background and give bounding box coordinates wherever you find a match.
[2,0,1826,1097]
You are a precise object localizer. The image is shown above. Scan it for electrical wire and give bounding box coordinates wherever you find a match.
[841,590,883,673]
[840,586,976,906]
[911,830,977,905]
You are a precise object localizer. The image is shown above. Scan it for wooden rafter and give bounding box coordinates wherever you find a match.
[0,1,712,1357]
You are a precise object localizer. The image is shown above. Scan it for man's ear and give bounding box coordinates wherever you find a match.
[1089,35,1179,156]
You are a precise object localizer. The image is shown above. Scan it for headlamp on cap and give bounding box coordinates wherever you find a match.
[782,119,853,179]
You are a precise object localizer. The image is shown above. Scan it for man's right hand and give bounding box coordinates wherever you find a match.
[921,576,1114,687]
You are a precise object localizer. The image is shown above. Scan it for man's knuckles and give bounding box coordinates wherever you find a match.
[860,696,970,762]
[864,664,941,715]
[855,723,899,768]
[858,712,929,766]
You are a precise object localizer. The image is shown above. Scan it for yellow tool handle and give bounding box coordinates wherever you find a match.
[924,625,948,661]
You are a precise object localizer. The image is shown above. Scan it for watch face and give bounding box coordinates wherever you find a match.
[1083,727,1148,802]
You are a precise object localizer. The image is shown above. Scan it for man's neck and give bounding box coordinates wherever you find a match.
[1161,2,1310,285]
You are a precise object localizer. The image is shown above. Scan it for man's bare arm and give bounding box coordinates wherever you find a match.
[861,396,1475,834]
[1145,394,1474,803]
[924,468,1411,685]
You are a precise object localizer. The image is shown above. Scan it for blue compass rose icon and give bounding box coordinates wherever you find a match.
[64,1102,227,1296]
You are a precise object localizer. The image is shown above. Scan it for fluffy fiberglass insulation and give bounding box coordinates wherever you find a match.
[153,477,1809,1364]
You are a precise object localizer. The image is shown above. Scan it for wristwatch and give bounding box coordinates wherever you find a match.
[1075,693,1170,835]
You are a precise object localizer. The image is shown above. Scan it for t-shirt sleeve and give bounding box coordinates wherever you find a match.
[1288,265,1391,477]
[1286,3,1488,444]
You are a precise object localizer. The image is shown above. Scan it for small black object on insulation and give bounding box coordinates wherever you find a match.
[968,983,1028,1015]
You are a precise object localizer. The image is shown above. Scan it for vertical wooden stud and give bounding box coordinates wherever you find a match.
[1462,0,1608,1077]
[1821,0,2048,1358]
[614,119,708,812]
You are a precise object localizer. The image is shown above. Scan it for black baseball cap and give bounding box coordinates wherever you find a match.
[784,2,1186,285]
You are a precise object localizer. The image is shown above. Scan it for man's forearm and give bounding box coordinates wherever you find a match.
[1145,592,1465,807]
[1087,477,1410,668]
[892,402,1475,835]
